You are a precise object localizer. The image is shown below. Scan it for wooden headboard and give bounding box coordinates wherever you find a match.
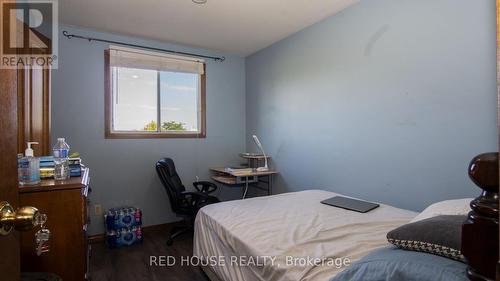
[495,0,500,280]
[461,153,499,281]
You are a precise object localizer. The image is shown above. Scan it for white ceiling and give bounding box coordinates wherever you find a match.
[60,0,359,57]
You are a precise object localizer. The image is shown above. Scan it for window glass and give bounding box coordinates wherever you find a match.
[160,71,199,132]
[113,67,158,131]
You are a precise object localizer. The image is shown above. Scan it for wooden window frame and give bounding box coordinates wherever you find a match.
[104,50,206,139]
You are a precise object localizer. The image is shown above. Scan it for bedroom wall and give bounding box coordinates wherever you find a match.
[245,0,498,211]
[52,26,246,235]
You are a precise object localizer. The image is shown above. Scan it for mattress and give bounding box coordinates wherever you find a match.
[193,190,417,281]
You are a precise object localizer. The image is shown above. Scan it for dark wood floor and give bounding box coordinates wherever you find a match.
[89,227,209,281]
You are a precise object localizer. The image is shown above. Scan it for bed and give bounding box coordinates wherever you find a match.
[194,190,416,281]
[193,153,499,281]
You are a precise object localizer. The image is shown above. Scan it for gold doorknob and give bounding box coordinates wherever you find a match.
[0,201,42,236]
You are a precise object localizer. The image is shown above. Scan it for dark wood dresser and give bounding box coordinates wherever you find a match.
[18,169,91,280]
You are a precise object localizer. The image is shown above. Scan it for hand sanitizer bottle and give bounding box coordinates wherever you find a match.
[18,142,40,186]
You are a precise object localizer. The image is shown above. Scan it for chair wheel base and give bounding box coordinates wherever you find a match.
[166,239,173,246]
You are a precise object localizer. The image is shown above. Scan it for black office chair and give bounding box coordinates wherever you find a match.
[156,158,220,246]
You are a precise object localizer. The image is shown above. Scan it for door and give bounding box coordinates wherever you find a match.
[0,67,21,280]
[1,0,21,278]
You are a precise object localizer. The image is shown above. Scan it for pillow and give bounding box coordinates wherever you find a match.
[387,215,466,262]
[330,246,468,281]
[411,198,472,223]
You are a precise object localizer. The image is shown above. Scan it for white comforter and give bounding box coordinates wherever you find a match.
[194,190,417,281]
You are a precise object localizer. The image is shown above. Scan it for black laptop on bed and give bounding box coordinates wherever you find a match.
[321,196,380,213]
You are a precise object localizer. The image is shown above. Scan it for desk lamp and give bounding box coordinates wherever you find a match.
[252,135,269,172]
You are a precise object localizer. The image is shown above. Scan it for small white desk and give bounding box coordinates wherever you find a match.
[209,167,278,199]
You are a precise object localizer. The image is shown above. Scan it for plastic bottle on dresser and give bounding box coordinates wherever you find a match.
[53,138,70,180]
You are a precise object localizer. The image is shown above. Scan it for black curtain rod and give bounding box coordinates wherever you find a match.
[62,30,225,62]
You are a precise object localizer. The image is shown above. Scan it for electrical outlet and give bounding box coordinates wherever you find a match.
[94,204,102,216]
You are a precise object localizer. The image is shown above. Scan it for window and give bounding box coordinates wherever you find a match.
[105,46,206,138]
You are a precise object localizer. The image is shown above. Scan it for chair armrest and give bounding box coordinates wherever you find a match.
[181,191,209,198]
[193,181,218,194]
[181,191,213,210]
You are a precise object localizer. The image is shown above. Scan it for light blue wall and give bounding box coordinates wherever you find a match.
[246,0,498,211]
[52,26,246,235]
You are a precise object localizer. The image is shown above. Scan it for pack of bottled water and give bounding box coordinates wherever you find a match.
[105,207,142,231]
[104,207,143,248]
[106,226,143,248]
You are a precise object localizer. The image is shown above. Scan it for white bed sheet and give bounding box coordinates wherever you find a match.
[193,190,417,281]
